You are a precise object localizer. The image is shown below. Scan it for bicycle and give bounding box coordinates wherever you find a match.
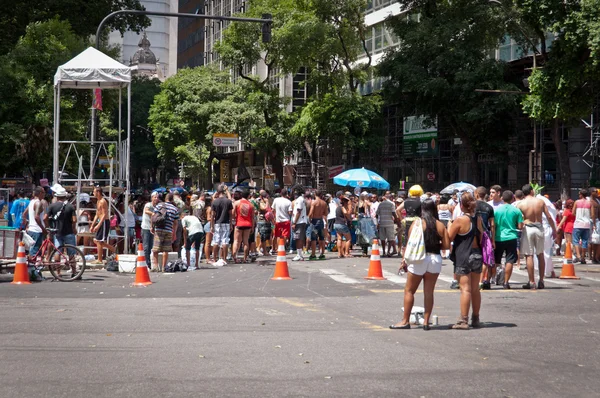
[27,229,86,282]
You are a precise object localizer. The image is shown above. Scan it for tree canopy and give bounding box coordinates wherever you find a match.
[378,0,520,185]
[215,0,383,184]
[513,0,600,197]
[148,67,259,187]
[0,19,89,176]
[0,0,150,55]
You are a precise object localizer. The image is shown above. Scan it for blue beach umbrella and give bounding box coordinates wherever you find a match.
[333,167,390,190]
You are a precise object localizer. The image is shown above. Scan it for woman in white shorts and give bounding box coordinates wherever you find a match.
[391,199,450,330]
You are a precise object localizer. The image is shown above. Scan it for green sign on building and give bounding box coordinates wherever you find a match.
[403,116,438,157]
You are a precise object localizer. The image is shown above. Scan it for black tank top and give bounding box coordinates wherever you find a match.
[423,219,442,254]
[451,216,479,265]
[335,206,347,225]
[404,198,421,217]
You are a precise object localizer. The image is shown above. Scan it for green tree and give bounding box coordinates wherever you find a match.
[148,67,258,187]
[217,0,383,184]
[116,75,162,186]
[514,0,600,198]
[0,19,89,177]
[0,0,150,55]
[378,0,520,185]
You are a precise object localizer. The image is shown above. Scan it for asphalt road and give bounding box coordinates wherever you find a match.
[1,253,599,397]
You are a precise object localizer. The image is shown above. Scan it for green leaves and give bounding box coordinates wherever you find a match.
[292,90,382,148]
[0,19,90,174]
[517,0,600,123]
[148,66,257,176]
[0,0,150,55]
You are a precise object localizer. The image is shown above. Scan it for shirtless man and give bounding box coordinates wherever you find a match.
[515,184,556,289]
[308,191,328,260]
[90,186,115,264]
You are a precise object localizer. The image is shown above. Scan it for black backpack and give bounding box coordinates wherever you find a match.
[151,206,168,229]
[164,259,187,273]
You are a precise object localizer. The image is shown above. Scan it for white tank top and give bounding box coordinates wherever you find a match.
[28,198,43,233]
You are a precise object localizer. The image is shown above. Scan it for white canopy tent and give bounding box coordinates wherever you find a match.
[53,47,133,253]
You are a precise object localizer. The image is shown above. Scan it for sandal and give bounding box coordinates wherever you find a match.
[471,315,482,329]
[450,316,469,330]
[389,323,410,330]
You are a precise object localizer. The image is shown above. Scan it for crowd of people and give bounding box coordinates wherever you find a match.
[5,180,600,329]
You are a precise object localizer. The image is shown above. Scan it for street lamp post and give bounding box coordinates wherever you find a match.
[95,10,273,49]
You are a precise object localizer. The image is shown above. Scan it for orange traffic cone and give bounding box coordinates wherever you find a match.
[271,238,292,280]
[559,241,580,279]
[365,239,386,280]
[133,243,152,286]
[12,242,31,285]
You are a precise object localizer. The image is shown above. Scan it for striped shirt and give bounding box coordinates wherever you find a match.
[376,200,396,227]
[154,202,179,232]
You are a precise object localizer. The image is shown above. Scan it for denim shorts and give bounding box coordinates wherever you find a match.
[334,223,350,235]
[572,228,590,249]
[54,234,77,255]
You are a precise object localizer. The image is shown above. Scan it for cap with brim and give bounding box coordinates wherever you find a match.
[78,193,90,203]
[54,188,68,197]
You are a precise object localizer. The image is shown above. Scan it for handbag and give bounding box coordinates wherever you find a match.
[592,230,600,245]
[404,218,425,262]
[480,229,495,266]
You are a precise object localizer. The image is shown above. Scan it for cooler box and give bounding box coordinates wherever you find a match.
[118,254,137,273]
[0,227,19,259]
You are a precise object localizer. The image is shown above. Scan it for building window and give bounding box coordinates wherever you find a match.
[365,0,394,15]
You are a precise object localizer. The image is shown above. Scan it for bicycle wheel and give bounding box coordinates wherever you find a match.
[46,245,86,282]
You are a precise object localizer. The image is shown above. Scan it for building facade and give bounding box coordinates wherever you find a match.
[177,0,205,69]
[109,0,179,79]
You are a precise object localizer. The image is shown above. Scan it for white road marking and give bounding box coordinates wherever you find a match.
[320,269,362,284]
[254,308,288,316]
[436,273,456,283]
[511,268,572,285]
[579,275,600,283]
[382,270,406,284]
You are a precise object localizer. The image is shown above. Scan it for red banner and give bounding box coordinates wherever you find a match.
[92,88,102,111]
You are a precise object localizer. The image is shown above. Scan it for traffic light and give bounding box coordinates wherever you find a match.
[100,165,107,175]
[262,14,272,43]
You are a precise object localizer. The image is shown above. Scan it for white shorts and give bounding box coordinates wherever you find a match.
[521,224,544,256]
[407,253,442,276]
[212,223,230,247]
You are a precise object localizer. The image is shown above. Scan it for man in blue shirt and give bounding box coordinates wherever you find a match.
[10,190,30,230]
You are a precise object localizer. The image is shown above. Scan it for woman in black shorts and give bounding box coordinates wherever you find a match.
[448,192,484,329]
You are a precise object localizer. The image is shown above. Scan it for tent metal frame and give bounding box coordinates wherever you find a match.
[53,52,132,253]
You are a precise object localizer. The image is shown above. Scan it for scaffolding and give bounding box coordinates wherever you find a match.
[53,47,133,253]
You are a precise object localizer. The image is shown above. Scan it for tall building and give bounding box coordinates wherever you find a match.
[177,0,205,69]
[355,1,595,196]
[109,0,178,79]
